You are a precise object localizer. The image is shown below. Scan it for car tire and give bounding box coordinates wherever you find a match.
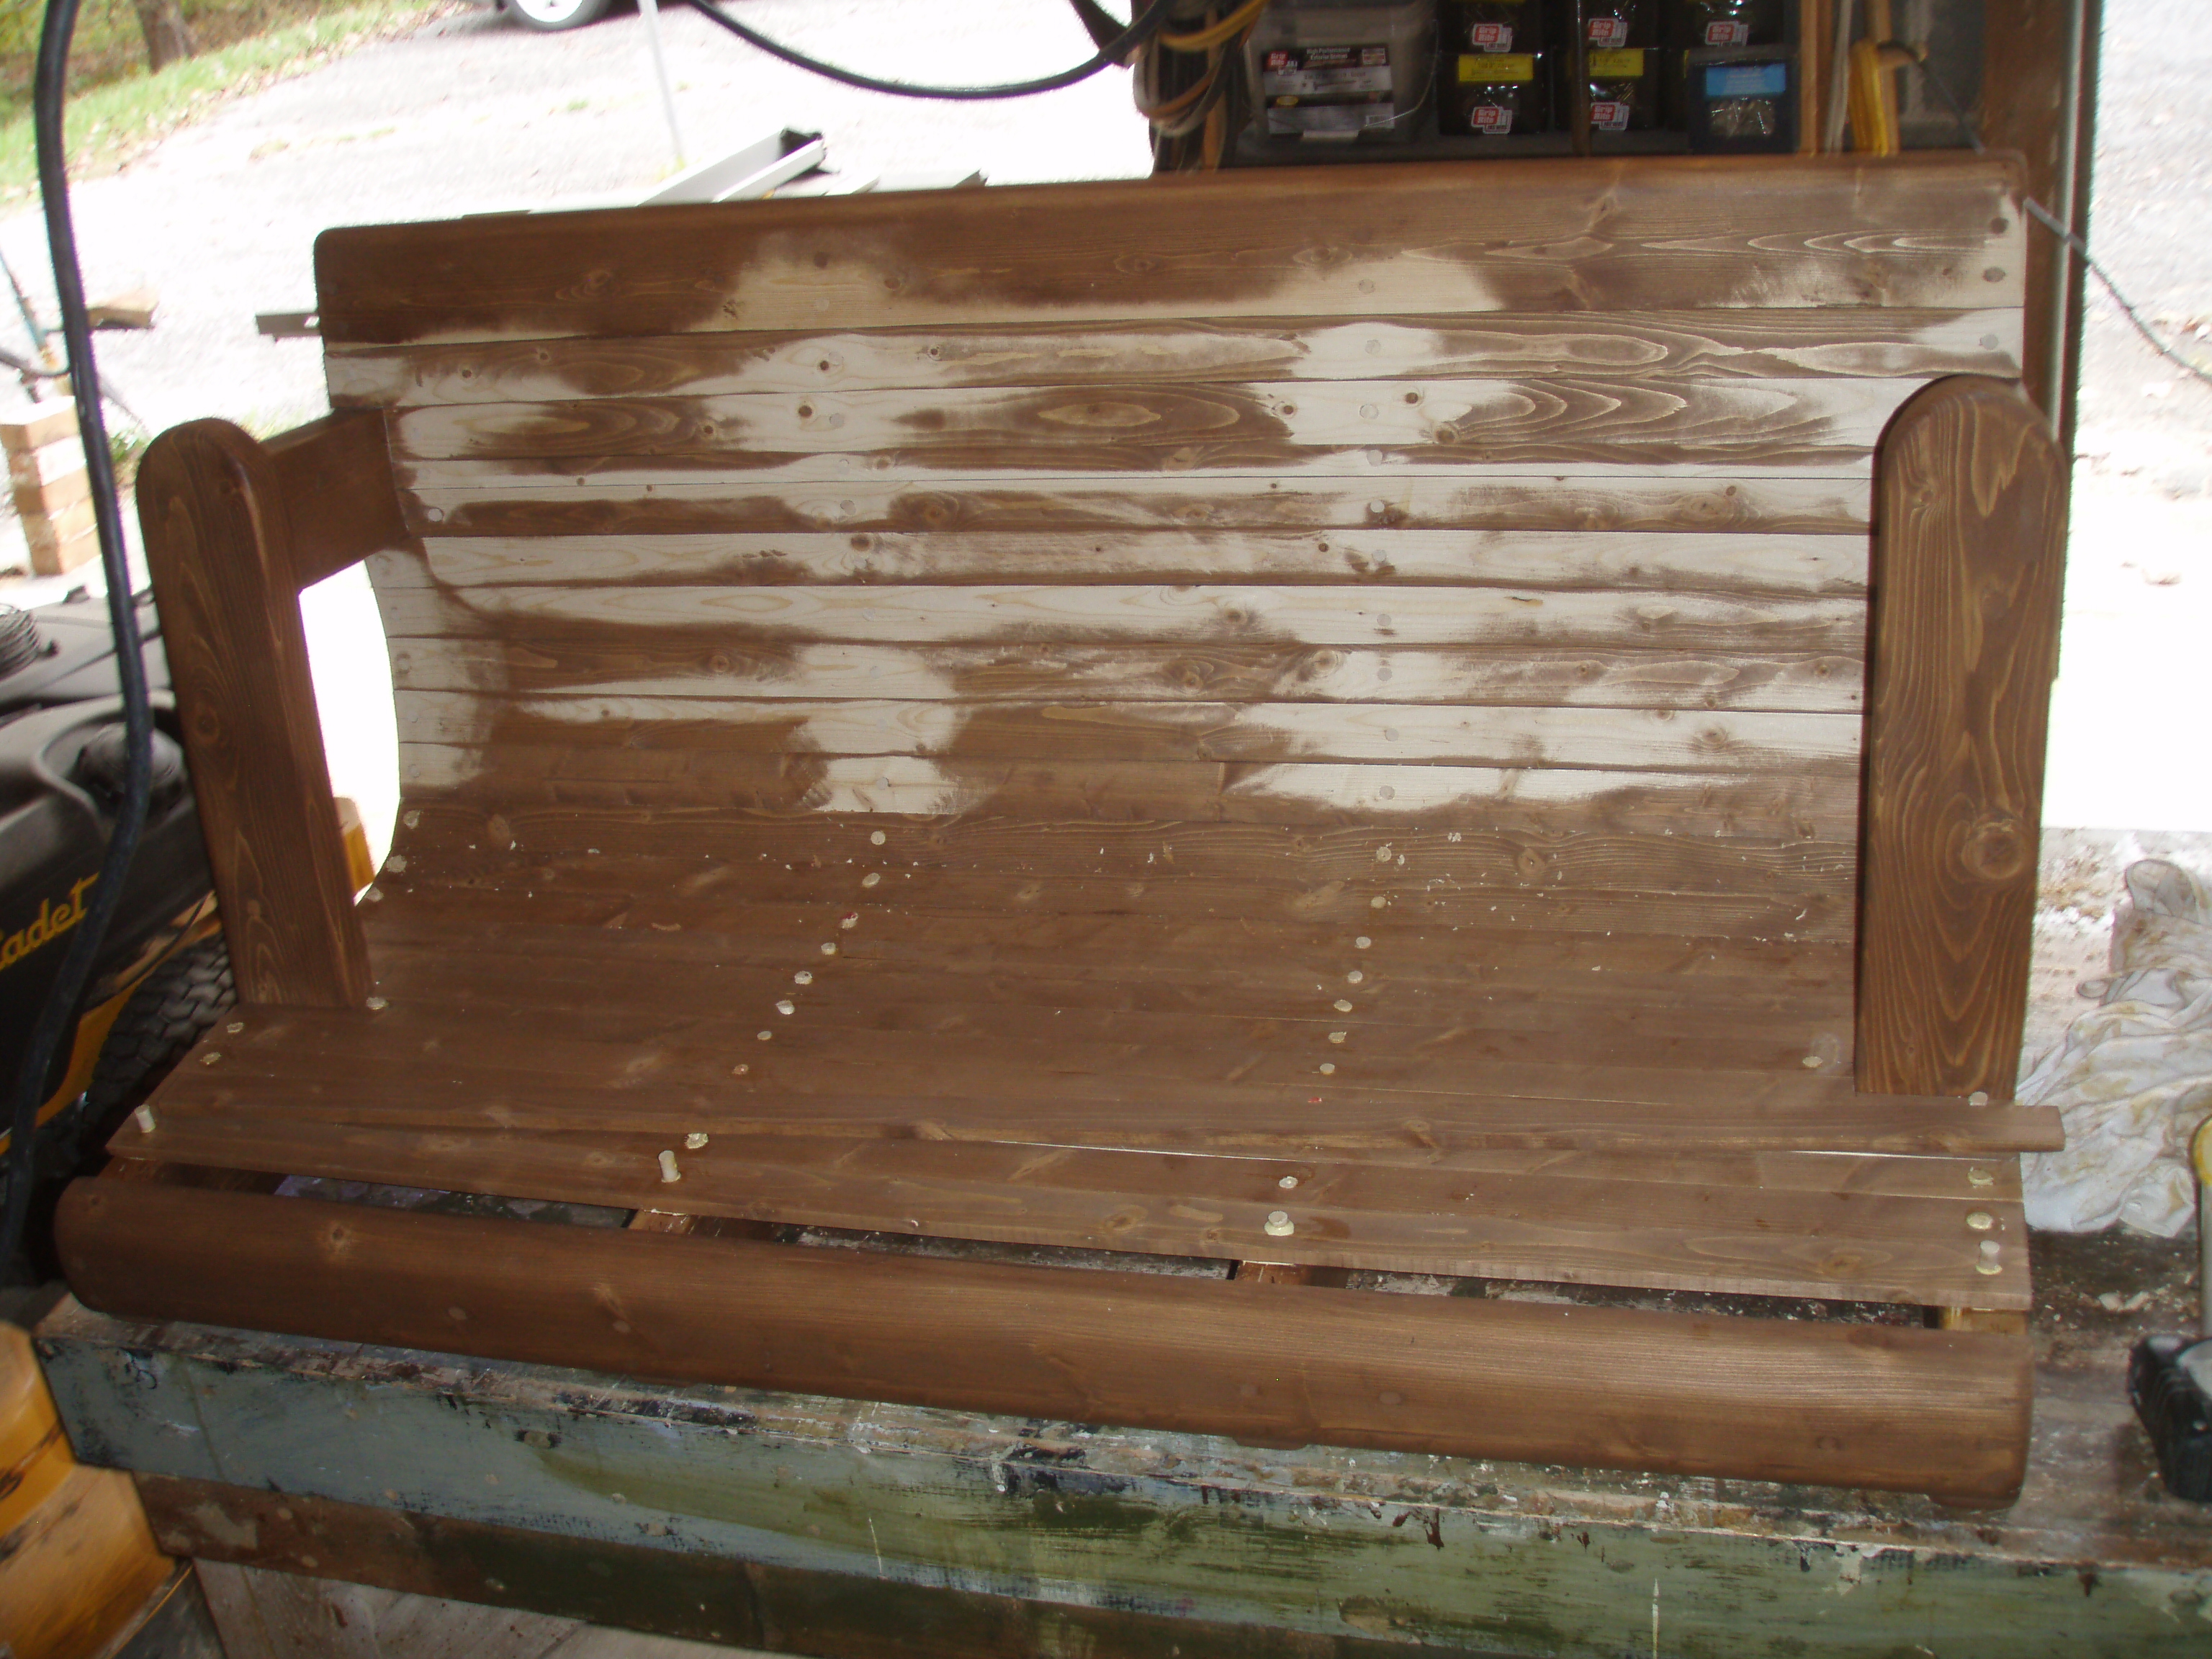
[505,0,615,31]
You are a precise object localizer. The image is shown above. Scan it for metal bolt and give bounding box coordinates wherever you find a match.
[1328,1031,1348,1045]
[133,1105,156,1134]
[1318,1062,1336,1075]
[871,830,887,845]
[776,999,796,1016]
[1968,1168,1995,1187]
[1346,970,1364,984]
[365,996,389,1011]
[1264,1211,1295,1238]
[1279,1175,1299,1190]
[794,970,813,984]
[1969,1090,1991,1107]
[1975,1260,2002,1276]
[685,1133,709,1149]
[1334,999,1354,1012]
[658,1151,681,1183]
[861,871,881,888]
[1966,1211,1994,1231]
[1979,1239,2000,1257]
[1354,936,1372,950]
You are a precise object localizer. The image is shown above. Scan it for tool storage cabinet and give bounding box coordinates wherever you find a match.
[58,153,2067,1509]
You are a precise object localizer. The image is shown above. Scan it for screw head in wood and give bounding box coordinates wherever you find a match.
[757,1030,773,1041]
[685,1133,709,1149]
[871,830,887,845]
[1328,1031,1348,1045]
[1966,1211,1994,1231]
[1346,970,1364,984]
[794,971,813,984]
[1354,936,1372,950]
[365,997,389,1011]
[1334,999,1354,1012]
[199,1051,221,1066]
[820,943,837,955]
[1975,1261,2002,1276]
[1264,1211,1295,1237]
[1279,1175,1299,1190]
[1968,1168,1995,1187]
[225,1020,245,1035]
[861,871,881,888]
[776,999,796,1016]
[1318,1062,1336,1075]
[1969,1090,1990,1107]
[1979,1239,2000,1258]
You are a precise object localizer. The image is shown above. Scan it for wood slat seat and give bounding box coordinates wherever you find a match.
[68,153,2067,1506]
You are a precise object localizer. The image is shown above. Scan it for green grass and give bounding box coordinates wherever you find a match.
[0,0,449,200]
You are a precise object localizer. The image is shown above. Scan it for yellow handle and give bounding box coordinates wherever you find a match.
[1846,37,1899,155]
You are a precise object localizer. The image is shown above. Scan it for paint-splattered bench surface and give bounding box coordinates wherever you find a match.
[66,152,2069,1507]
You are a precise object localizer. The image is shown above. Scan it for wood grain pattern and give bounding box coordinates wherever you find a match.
[1857,378,2064,1097]
[391,691,1863,774]
[385,635,1864,714]
[264,410,413,590]
[112,1121,2027,1308]
[385,377,1917,475]
[313,154,2024,345]
[401,472,1878,539]
[405,526,1872,594]
[138,983,2059,1155]
[371,580,1867,653]
[325,308,2025,407]
[136,421,369,1008]
[55,1182,2036,1503]
[390,749,1861,845]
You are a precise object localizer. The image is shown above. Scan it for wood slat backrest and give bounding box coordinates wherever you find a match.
[317,155,2026,966]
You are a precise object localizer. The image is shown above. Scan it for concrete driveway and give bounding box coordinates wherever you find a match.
[1,0,1152,442]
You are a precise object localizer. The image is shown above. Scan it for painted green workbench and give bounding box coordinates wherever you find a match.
[30,1229,2212,1659]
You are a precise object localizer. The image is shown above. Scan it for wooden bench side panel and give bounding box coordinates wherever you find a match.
[1857,377,2065,1098]
[137,420,373,1008]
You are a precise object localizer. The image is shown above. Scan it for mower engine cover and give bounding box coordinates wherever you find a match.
[0,592,211,1112]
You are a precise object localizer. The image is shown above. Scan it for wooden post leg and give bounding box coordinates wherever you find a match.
[137,420,371,1010]
[1857,377,2066,1100]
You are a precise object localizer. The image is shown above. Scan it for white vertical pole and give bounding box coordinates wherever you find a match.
[1822,0,1853,153]
[639,0,686,169]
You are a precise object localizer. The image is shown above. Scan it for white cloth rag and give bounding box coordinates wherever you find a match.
[2022,859,2212,1236]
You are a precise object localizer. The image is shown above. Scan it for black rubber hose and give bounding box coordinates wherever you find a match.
[679,0,1175,99]
[2,0,156,1278]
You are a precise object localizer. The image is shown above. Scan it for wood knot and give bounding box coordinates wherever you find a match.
[1959,814,2028,881]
